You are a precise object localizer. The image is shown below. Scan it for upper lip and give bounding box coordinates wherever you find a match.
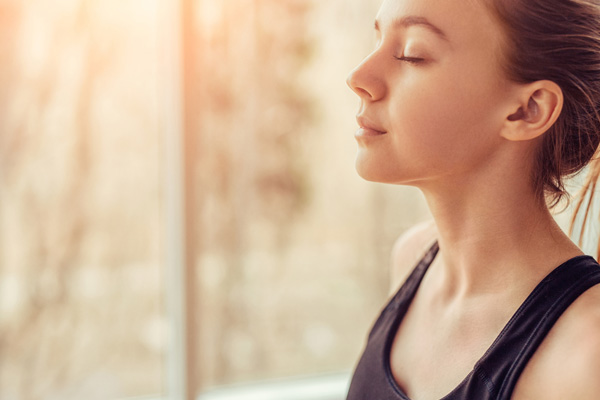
[356,115,386,133]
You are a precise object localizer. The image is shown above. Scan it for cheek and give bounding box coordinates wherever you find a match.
[389,71,505,173]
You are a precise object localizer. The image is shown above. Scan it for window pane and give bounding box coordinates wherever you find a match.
[194,0,431,391]
[0,1,164,398]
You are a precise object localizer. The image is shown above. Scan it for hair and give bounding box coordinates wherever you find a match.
[486,0,600,258]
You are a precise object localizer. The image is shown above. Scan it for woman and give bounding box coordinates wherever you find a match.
[345,0,600,398]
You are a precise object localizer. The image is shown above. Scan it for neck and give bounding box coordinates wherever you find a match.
[419,174,581,298]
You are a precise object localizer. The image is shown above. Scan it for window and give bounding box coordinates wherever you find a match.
[186,0,431,394]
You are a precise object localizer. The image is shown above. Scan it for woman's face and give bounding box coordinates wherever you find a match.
[347,0,517,187]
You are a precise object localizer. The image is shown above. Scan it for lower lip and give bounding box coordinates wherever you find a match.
[355,127,387,138]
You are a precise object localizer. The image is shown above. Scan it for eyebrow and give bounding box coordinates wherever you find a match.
[374,16,449,42]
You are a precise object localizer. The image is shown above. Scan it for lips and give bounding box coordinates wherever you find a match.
[356,115,386,137]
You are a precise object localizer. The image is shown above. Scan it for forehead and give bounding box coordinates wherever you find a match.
[375,0,503,46]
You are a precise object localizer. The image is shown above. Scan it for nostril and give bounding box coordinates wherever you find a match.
[361,87,373,98]
[349,82,373,100]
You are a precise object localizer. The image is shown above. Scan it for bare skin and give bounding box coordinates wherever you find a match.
[389,221,600,399]
[346,0,600,397]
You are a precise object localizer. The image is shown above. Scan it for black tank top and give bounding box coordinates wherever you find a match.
[346,242,600,400]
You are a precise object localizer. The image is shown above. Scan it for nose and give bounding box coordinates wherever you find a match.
[346,52,386,102]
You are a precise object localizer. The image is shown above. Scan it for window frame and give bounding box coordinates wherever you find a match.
[161,0,198,399]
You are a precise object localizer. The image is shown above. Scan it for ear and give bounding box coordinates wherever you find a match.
[500,80,563,142]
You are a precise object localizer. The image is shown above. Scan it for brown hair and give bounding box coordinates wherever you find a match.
[487,0,600,257]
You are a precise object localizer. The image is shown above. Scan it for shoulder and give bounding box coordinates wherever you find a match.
[514,282,600,399]
[388,219,437,296]
[552,284,600,398]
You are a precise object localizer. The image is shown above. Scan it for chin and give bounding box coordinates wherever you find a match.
[354,156,427,187]
[355,157,400,184]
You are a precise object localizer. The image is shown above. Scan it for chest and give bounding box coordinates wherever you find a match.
[389,294,516,400]
[351,252,600,400]
[388,288,591,400]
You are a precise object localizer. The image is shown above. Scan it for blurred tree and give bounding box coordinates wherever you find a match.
[195,0,316,386]
[0,1,162,398]
[0,2,112,398]
[0,0,22,172]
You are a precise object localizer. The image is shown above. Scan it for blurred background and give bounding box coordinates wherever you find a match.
[1,1,596,400]
[0,0,434,399]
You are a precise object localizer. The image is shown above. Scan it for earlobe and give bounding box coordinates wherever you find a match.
[501,81,563,142]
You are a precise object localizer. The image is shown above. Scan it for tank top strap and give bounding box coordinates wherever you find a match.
[365,240,439,342]
[387,241,440,313]
[473,254,600,398]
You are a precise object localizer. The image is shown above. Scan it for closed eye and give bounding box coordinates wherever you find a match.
[394,55,425,64]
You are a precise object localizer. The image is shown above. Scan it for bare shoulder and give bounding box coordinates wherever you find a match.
[388,219,438,296]
[513,283,600,400]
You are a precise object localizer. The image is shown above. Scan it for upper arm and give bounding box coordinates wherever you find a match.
[559,325,600,400]
[575,353,600,399]
[388,219,437,296]
[513,285,600,400]
[563,289,600,399]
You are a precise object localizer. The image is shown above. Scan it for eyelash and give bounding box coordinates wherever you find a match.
[394,55,425,64]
